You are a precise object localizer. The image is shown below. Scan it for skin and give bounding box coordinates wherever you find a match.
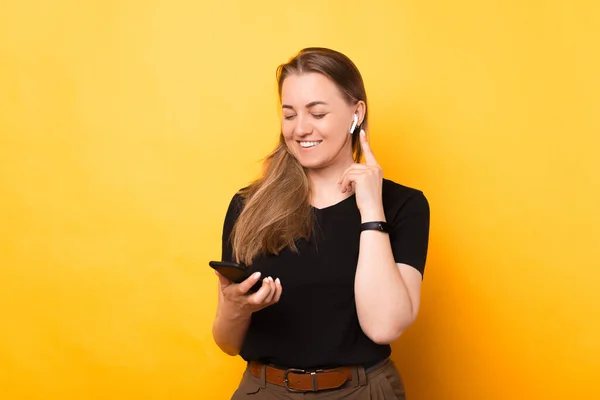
[212,72,423,356]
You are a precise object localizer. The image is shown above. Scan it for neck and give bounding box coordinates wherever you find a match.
[306,157,355,208]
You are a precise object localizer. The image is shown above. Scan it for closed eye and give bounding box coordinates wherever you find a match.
[283,113,327,120]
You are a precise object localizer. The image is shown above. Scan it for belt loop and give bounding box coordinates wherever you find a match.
[248,362,267,389]
[259,364,267,388]
[356,366,368,387]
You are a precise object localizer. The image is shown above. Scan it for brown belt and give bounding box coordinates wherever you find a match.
[249,361,354,392]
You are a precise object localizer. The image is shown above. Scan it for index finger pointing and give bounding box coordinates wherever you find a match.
[360,129,378,166]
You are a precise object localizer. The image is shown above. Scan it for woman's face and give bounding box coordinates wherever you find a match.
[280,73,362,170]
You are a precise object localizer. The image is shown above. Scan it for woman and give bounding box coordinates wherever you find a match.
[212,47,430,399]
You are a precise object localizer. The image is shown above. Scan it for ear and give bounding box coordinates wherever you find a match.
[355,100,367,127]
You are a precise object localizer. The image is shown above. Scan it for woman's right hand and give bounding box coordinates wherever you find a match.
[215,270,282,317]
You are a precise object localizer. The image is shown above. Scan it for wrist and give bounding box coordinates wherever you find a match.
[220,304,252,321]
[360,207,386,223]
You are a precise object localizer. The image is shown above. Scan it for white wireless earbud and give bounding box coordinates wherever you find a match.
[349,113,359,134]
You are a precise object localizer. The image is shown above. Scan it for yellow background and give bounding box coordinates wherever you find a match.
[1,1,599,399]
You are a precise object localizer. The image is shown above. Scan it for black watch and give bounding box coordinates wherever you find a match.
[360,221,391,233]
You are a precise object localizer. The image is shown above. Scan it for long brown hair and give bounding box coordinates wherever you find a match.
[231,47,369,265]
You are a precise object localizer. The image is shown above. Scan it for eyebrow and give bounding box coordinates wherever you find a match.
[282,101,329,109]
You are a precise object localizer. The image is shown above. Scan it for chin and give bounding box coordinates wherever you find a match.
[296,157,330,170]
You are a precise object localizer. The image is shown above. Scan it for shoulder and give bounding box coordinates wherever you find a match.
[230,187,248,207]
[224,187,249,222]
[382,178,430,221]
[382,178,429,209]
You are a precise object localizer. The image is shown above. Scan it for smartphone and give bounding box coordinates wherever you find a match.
[209,261,261,292]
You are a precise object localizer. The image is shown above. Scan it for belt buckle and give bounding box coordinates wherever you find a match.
[283,368,319,392]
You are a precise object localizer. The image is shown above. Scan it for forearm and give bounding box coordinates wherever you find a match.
[212,302,252,356]
[354,211,416,344]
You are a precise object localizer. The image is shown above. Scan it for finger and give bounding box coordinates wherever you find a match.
[269,278,278,304]
[273,278,283,303]
[360,129,378,166]
[263,278,276,303]
[337,165,352,185]
[237,271,262,295]
[340,171,363,193]
[337,163,368,184]
[337,163,368,183]
[269,278,277,304]
[248,278,273,304]
[341,173,355,193]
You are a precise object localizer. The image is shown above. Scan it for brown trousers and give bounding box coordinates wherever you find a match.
[230,358,406,399]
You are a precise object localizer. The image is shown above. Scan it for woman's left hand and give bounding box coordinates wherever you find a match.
[337,129,385,221]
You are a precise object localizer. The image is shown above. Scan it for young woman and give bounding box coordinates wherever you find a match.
[212,47,430,399]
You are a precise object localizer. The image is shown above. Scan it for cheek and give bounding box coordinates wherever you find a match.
[281,130,295,144]
[280,126,297,152]
[323,115,351,137]
[322,121,348,141]
[281,121,294,138]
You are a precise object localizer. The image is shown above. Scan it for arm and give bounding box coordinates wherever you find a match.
[211,193,282,355]
[212,272,279,356]
[354,204,425,344]
[212,269,282,356]
[338,130,429,345]
[212,281,253,356]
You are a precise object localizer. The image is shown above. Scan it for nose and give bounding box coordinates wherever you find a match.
[294,114,313,136]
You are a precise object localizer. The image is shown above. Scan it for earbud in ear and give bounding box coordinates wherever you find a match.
[349,113,359,134]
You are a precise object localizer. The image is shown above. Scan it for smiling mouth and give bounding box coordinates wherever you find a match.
[298,141,323,148]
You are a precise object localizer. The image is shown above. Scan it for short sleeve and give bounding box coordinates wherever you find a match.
[389,191,430,278]
[221,193,244,263]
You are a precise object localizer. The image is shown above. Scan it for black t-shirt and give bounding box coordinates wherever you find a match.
[220,178,430,370]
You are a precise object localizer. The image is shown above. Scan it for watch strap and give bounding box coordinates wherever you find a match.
[360,221,391,233]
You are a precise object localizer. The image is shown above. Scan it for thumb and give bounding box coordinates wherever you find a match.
[214,270,232,287]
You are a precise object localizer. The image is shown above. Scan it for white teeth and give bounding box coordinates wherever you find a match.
[299,141,321,148]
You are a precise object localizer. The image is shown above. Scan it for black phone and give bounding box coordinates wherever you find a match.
[209,261,261,292]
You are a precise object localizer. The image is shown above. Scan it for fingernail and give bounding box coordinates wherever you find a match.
[360,129,366,137]
[275,278,281,285]
[253,272,261,279]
